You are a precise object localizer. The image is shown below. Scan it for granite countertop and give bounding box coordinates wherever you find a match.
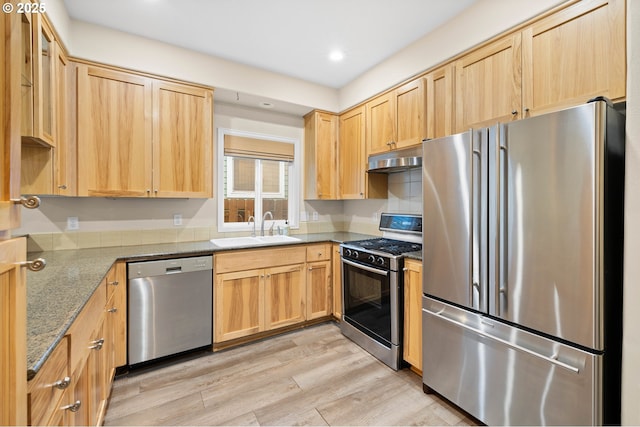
[26,232,374,380]
[404,250,423,261]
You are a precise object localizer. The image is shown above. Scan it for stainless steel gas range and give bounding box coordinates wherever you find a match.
[340,213,422,370]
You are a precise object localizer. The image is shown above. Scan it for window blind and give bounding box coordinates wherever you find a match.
[224,135,294,162]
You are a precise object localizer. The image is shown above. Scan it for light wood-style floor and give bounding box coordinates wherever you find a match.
[104,323,477,426]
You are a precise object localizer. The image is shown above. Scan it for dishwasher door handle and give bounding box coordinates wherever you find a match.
[166,266,182,274]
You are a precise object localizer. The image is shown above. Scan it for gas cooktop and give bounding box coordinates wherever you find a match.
[343,238,422,257]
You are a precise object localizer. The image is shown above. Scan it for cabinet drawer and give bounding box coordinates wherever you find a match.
[28,336,70,426]
[215,246,306,274]
[306,244,331,261]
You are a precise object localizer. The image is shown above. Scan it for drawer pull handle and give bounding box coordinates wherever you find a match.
[89,338,105,350]
[52,376,71,390]
[17,258,46,272]
[109,280,119,286]
[11,195,40,209]
[107,307,117,313]
[61,400,81,412]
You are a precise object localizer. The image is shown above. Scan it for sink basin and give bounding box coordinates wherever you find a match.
[210,236,262,248]
[210,235,301,248]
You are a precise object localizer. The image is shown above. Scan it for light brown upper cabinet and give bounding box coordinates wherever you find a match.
[454,33,522,132]
[22,12,56,147]
[367,78,427,155]
[77,64,153,197]
[304,111,338,200]
[426,65,454,139]
[521,0,625,116]
[152,81,213,198]
[455,0,625,132]
[77,63,213,198]
[339,105,387,199]
[54,41,76,196]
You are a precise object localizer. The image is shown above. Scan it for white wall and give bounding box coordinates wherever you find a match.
[622,0,639,423]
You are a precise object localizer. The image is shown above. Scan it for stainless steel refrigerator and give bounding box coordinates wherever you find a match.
[421,99,624,426]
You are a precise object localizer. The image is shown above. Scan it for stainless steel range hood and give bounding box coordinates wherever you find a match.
[367,145,422,173]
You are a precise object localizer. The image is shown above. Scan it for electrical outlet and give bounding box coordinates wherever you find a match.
[373,212,378,221]
[67,217,79,230]
[300,211,308,222]
[312,212,319,221]
[173,214,183,226]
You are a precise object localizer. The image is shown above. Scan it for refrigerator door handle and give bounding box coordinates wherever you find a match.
[472,147,482,311]
[497,141,508,316]
[424,306,580,374]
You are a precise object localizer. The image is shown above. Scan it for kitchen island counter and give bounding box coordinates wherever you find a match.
[26,232,374,379]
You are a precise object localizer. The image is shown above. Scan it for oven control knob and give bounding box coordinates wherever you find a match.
[353,251,359,258]
[368,255,376,263]
[345,249,352,257]
[377,257,385,265]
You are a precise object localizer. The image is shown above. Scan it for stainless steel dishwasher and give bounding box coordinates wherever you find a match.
[128,256,213,366]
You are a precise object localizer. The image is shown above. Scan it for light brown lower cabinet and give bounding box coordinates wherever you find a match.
[331,243,342,320]
[27,261,126,426]
[403,258,423,372]
[214,244,335,345]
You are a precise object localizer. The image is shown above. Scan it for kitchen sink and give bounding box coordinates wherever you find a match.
[210,235,301,248]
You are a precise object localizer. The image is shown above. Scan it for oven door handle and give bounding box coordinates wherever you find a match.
[341,258,389,276]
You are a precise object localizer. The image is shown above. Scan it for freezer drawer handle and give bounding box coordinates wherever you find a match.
[426,307,580,374]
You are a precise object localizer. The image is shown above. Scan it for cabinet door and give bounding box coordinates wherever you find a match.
[88,315,107,427]
[109,262,127,369]
[521,0,625,116]
[306,260,332,320]
[339,106,365,199]
[215,269,264,342]
[72,362,90,427]
[426,65,454,139]
[30,14,56,146]
[403,259,423,371]
[152,81,213,198]
[1,4,23,231]
[366,92,396,154]
[331,244,342,319]
[264,264,305,330]
[54,43,75,196]
[455,33,522,131]
[77,64,152,197]
[395,78,427,149]
[304,111,337,199]
[0,238,27,426]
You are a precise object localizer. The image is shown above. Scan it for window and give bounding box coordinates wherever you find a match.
[217,129,299,232]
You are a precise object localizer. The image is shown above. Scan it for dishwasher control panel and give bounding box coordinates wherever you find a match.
[128,255,213,278]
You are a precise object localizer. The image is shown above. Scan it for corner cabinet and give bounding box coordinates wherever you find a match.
[77,63,213,198]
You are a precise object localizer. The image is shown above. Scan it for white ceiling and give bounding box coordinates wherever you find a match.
[63,0,477,90]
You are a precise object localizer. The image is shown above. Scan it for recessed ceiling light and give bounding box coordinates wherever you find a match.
[259,102,275,109]
[329,50,345,62]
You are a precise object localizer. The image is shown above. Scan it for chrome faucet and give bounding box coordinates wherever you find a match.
[247,215,256,237]
[261,211,273,236]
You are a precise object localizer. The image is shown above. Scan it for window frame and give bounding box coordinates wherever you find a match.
[217,128,300,233]
[226,157,286,200]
